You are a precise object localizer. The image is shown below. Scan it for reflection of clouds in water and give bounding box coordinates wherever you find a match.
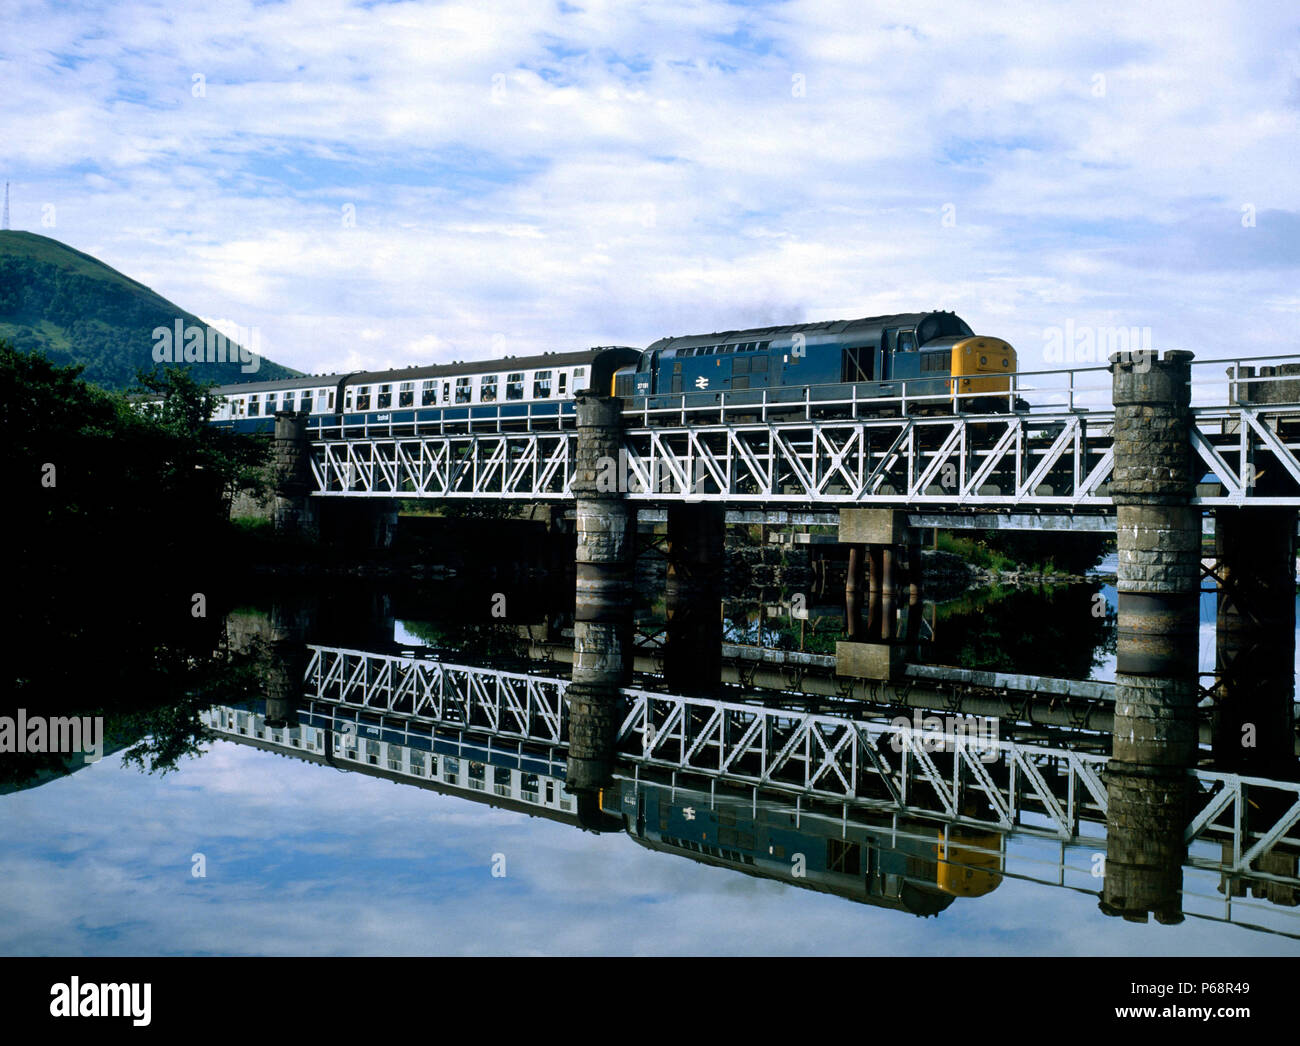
[1,741,1297,955]
[1085,584,1300,681]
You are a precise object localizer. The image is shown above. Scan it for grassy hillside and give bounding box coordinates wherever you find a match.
[0,230,298,390]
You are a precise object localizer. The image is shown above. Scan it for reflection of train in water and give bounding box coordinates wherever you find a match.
[200,310,1018,434]
[598,778,1003,916]
[205,696,1004,917]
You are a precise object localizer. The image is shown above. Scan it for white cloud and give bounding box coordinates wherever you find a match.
[0,0,1295,377]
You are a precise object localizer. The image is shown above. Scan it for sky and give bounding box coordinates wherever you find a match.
[2,0,1298,377]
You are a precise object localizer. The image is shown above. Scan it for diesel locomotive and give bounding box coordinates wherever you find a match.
[613,310,1016,414]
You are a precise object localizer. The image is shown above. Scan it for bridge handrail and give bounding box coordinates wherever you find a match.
[618,351,1300,424]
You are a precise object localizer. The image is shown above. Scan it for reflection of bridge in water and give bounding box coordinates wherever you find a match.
[201,638,1300,938]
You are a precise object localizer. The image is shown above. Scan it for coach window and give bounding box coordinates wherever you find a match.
[442,381,451,404]
[455,376,472,403]
[357,386,371,410]
[533,370,552,398]
[506,372,524,400]
[300,390,312,412]
[399,382,414,407]
[421,380,436,406]
[345,389,353,411]
[249,394,260,416]
[378,384,392,409]
[557,371,567,395]
[480,374,498,402]
[265,392,277,413]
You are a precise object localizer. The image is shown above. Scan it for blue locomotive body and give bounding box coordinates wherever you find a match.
[619,310,1016,414]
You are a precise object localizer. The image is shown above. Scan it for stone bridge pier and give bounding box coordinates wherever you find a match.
[566,393,633,828]
[835,508,923,681]
[1212,507,1297,780]
[271,413,319,542]
[1102,350,1200,924]
[663,504,726,696]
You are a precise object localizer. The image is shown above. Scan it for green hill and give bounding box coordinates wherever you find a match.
[0,230,298,390]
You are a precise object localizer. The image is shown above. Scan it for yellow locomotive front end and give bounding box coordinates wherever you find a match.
[936,827,1005,898]
[950,336,1016,401]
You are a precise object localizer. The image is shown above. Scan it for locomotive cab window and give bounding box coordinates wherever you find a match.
[898,330,917,352]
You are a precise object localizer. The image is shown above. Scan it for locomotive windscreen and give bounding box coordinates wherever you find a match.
[917,314,974,344]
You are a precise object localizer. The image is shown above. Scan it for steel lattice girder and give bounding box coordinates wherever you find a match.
[299,646,1300,865]
[292,647,1300,869]
[617,686,1109,838]
[305,647,567,742]
[306,404,1300,506]
[617,413,1115,505]
[310,432,574,498]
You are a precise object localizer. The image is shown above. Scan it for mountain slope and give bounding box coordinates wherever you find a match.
[0,231,298,390]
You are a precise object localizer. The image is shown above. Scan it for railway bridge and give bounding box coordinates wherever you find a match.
[253,349,1300,927]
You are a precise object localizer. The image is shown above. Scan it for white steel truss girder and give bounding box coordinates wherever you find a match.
[297,646,1300,859]
[306,404,1300,507]
[311,433,573,498]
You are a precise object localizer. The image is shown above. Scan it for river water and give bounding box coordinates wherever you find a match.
[2,568,1298,956]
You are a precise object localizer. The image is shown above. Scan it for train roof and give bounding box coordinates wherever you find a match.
[210,346,643,396]
[210,373,346,395]
[645,311,965,352]
[346,346,635,385]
